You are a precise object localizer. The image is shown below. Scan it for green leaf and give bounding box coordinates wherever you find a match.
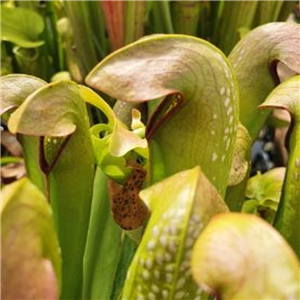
[84,84,148,183]
[1,6,45,48]
[7,80,96,299]
[1,178,61,299]
[121,166,228,300]
[228,123,251,186]
[63,2,99,79]
[86,35,239,196]
[241,199,258,214]
[150,1,174,34]
[12,46,51,81]
[277,1,297,21]
[246,167,285,201]
[90,123,131,182]
[260,198,278,211]
[1,42,13,76]
[124,1,147,45]
[237,26,250,39]
[79,84,115,126]
[256,2,282,23]
[191,213,300,299]
[110,120,147,157]
[243,168,285,223]
[259,75,300,257]
[171,1,201,36]
[0,156,23,166]
[83,168,122,300]
[229,22,300,140]
[0,74,47,115]
[225,124,251,212]
[214,1,258,54]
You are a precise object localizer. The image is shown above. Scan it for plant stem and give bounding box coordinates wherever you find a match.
[151,0,174,33]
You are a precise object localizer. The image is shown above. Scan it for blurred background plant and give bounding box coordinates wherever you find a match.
[1,0,299,188]
[1,1,299,80]
[1,2,300,300]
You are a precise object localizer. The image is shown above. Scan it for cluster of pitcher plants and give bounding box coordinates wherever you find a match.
[1,1,300,300]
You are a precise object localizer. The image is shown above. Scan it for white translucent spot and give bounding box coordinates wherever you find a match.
[162,290,169,299]
[192,214,201,223]
[213,114,218,119]
[147,240,155,251]
[163,226,170,234]
[169,225,179,235]
[219,87,225,95]
[148,292,155,300]
[185,250,192,259]
[176,277,186,290]
[137,285,142,292]
[142,269,150,280]
[166,264,174,272]
[225,127,229,134]
[211,152,218,162]
[155,253,164,264]
[224,97,230,107]
[164,252,172,262]
[224,68,230,79]
[175,291,185,299]
[226,88,230,96]
[53,139,57,144]
[185,237,194,248]
[226,139,231,150]
[166,272,173,283]
[223,135,228,141]
[154,269,160,279]
[212,176,216,181]
[151,284,159,294]
[146,258,153,269]
[229,115,234,124]
[176,208,185,218]
[160,235,168,247]
[227,106,233,116]
[47,138,51,142]
[180,260,190,271]
[162,213,168,220]
[193,228,201,238]
[127,270,131,279]
[168,240,177,253]
[211,130,216,136]
[295,158,300,167]
[295,173,299,181]
[188,225,194,235]
[221,155,225,162]
[152,226,159,236]
[137,294,144,300]
[185,268,191,278]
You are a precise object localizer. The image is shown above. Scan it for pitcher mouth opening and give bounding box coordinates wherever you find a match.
[146,93,184,140]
